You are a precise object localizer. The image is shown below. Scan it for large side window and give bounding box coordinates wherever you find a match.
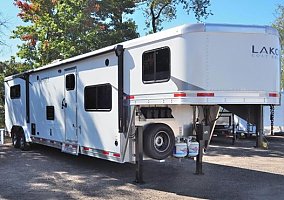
[142,47,170,83]
[10,85,21,99]
[84,84,112,112]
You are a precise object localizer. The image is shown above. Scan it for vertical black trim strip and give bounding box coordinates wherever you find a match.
[25,74,30,123]
[115,45,125,133]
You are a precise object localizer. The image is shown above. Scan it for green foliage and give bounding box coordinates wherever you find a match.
[273,5,284,47]
[12,0,139,67]
[12,0,100,67]
[91,0,139,47]
[272,5,284,89]
[140,0,212,33]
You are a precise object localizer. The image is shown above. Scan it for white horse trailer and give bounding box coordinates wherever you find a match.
[5,23,280,164]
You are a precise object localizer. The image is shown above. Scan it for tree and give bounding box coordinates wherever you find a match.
[272,4,284,89]
[12,0,139,67]
[0,13,8,48]
[91,0,139,47]
[140,0,212,33]
[12,0,100,67]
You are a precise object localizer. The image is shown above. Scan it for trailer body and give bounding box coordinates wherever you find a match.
[5,23,280,163]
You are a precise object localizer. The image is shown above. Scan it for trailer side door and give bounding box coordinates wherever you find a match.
[64,67,78,142]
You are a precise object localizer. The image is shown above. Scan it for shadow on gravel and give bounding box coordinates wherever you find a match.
[0,144,141,200]
[1,140,284,200]
[208,135,284,158]
[142,159,284,200]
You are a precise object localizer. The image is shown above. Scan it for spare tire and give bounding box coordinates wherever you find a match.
[143,123,175,160]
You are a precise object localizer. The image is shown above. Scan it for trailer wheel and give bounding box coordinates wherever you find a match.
[19,132,30,151]
[143,124,175,160]
[11,131,20,149]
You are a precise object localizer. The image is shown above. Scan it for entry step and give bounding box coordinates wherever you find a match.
[61,142,79,155]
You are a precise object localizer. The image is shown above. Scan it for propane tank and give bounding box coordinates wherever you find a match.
[173,137,187,158]
[187,137,199,157]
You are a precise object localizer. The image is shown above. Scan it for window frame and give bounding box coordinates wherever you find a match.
[65,74,75,91]
[142,46,171,84]
[84,83,112,112]
[10,84,21,99]
[46,106,55,120]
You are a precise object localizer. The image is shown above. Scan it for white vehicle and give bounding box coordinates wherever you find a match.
[5,23,280,163]
[214,108,256,141]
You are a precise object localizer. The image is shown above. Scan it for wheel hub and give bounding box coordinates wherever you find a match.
[155,136,164,147]
[154,131,170,153]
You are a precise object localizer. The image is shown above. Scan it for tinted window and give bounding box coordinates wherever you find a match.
[143,52,155,82]
[10,85,21,99]
[84,84,112,111]
[142,47,170,83]
[46,106,55,120]
[66,74,75,91]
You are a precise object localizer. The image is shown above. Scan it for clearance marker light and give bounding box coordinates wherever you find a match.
[83,147,90,151]
[113,153,121,158]
[269,93,278,97]
[174,92,187,97]
[197,92,214,97]
[126,95,135,100]
[102,151,109,155]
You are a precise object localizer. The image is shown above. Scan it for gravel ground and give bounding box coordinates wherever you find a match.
[0,135,284,200]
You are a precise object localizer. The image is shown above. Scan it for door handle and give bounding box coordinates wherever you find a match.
[61,98,67,109]
[79,125,81,134]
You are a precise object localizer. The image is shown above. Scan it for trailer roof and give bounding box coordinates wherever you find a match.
[5,23,278,81]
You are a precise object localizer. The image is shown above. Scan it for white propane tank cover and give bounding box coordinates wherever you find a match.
[173,143,187,158]
[188,141,199,157]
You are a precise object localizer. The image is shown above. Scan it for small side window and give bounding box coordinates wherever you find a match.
[46,106,55,120]
[142,47,170,83]
[84,84,112,112]
[66,74,75,91]
[10,85,21,99]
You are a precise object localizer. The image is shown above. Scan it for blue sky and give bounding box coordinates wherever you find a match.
[0,0,283,62]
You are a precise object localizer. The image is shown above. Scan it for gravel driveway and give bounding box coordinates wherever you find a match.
[0,136,284,200]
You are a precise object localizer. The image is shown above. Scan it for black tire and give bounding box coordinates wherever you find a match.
[11,131,20,148]
[19,132,30,151]
[143,123,175,160]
